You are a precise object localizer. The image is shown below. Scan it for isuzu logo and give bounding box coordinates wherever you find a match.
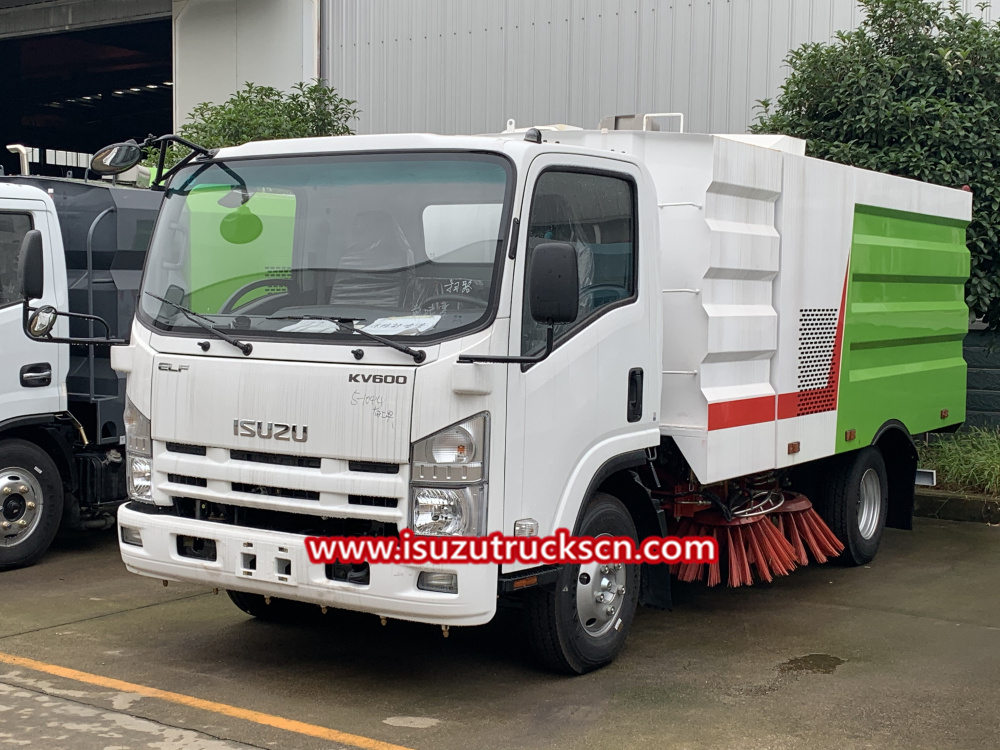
[347,373,407,384]
[233,419,308,443]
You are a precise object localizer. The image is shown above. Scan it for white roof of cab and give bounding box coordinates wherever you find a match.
[215,132,532,160]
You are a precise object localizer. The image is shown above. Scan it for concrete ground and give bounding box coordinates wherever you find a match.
[0,518,997,750]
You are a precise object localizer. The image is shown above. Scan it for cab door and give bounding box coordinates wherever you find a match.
[0,199,65,424]
[504,154,661,550]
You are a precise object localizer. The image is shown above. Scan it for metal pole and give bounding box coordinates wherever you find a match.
[85,206,115,398]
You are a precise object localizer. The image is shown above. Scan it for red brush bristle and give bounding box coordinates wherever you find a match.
[669,518,690,576]
[706,528,721,587]
[726,527,739,587]
[783,513,810,565]
[803,508,845,556]
[732,526,753,587]
[794,511,828,564]
[744,522,774,582]
[759,518,797,576]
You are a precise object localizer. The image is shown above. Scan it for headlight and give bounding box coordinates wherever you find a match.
[411,485,486,536]
[124,397,153,503]
[410,413,488,535]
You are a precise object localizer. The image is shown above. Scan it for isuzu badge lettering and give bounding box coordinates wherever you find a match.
[233,420,309,442]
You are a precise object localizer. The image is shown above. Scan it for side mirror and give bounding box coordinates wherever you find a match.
[18,228,124,346]
[18,229,44,300]
[528,242,579,324]
[456,241,580,366]
[90,141,143,175]
[27,305,57,338]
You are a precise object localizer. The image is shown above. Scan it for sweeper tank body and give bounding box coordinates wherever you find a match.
[553,130,970,484]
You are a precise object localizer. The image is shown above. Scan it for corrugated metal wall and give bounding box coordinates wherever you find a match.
[324,0,997,136]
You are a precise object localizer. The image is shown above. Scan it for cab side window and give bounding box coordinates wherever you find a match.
[521,170,636,354]
[0,213,33,308]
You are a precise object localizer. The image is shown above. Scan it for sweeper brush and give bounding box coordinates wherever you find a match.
[664,492,844,587]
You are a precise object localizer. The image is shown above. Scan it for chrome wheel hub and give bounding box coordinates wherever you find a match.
[576,555,625,638]
[857,467,881,540]
[1,468,42,547]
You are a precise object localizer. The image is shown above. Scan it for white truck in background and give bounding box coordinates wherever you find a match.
[0,173,159,568]
[17,122,969,672]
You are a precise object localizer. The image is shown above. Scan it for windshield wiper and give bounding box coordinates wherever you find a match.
[269,315,426,363]
[145,292,253,356]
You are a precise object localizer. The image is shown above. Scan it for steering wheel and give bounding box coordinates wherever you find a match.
[220,278,294,314]
[421,293,488,309]
[579,284,628,305]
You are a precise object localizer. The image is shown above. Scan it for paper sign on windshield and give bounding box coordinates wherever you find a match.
[363,316,441,336]
[278,319,341,334]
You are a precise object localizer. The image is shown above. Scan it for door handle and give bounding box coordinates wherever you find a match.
[20,363,52,388]
[627,367,643,423]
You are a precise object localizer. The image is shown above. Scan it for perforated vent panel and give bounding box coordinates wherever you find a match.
[796,308,838,415]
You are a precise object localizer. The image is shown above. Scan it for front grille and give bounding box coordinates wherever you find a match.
[165,442,207,456]
[348,494,399,508]
[230,449,321,469]
[348,461,399,475]
[172,496,398,537]
[231,483,320,501]
[167,473,207,487]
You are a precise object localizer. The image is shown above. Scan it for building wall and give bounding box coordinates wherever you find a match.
[172,0,319,128]
[171,0,1000,134]
[322,0,997,136]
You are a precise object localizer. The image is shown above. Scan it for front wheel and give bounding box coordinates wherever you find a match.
[0,439,64,571]
[817,447,888,566]
[526,493,640,674]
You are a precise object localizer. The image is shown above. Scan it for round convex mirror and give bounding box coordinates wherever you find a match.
[90,142,143,175]
[27,306,58,338]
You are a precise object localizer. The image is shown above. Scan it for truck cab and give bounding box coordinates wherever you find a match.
[104,132,661,672]
[0,176,159,568]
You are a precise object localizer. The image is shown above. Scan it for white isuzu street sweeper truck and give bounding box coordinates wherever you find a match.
[17,120,970,673]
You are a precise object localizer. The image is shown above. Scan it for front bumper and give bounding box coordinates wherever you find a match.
[117,504,498,626]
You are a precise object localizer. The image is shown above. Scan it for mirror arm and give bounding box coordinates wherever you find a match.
[22,302,125,346]
[458,325,555,364]
[151,149,198,191]
[144,134,218,190]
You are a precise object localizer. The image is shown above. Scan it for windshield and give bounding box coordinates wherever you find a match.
[137,151,513,343]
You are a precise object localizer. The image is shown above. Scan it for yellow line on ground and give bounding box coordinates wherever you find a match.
[0,651,415,750]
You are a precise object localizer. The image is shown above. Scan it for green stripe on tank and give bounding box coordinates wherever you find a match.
[835,204,969,452]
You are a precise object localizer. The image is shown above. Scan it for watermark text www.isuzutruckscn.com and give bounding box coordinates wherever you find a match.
[304,528,718,566]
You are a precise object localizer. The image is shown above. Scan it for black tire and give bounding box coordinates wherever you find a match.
[226,589,322,623]
[526,493,640,674]
[0,439,64,571]
[817,447,888,566]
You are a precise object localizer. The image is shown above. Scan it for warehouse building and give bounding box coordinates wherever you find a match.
[2,0,998,175]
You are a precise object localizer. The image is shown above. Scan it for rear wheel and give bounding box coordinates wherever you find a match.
[226,590,322,623]
[818,447,888,566]
[526,493,640,674]
[0,439,64,571]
